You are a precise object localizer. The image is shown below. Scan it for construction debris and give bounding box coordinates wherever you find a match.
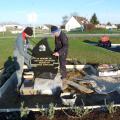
[62,70,94,94]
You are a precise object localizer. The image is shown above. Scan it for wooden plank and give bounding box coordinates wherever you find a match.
[23,75,34,79]
[20,89,38,95]
[24,72,34,75]
[67,81,94,94]
[23,65,28,69]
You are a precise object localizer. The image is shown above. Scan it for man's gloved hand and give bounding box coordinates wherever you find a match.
[53,52,59,57]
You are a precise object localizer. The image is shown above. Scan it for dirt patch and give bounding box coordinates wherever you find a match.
[0,107,120,120]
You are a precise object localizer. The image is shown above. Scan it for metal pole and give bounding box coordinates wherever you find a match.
[1,104,120,112]
[33,25,35,38]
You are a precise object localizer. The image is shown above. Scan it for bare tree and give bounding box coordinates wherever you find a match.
[62,15,69,25]
[107,22,112,26]
[70,12,79,17]
[62,12,78,25]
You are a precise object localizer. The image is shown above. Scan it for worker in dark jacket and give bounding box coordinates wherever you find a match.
[51,26,68,80]
[14,27,33,88]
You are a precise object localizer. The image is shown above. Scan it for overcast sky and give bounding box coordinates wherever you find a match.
[0,0,120,25]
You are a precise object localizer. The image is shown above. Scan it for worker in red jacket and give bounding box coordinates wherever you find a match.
[14,27,33,88]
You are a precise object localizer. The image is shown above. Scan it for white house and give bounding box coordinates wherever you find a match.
[4,23,25,34]
[5,24,24,30]
[0,25,6,32]
[65,16,89,32]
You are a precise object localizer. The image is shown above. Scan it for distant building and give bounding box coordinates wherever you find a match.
[96,24,117,29]
[0,25,6,32]
[65,16,89,32]
[96,24,106,29]
[5,24,24,30]
[3,23,25,34]
[42,24,52,30]
[105,24,117,29]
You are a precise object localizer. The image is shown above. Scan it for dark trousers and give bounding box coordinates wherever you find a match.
[98,41,111,48]
[59,54,67,79]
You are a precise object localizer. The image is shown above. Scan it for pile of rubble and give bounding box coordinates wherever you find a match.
[63,64,120,94]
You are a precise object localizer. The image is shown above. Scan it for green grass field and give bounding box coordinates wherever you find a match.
[0,36,120,69]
